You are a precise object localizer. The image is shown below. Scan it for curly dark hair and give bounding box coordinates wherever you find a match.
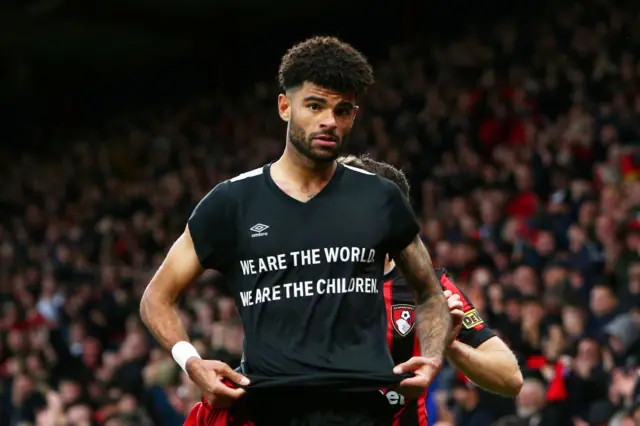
[338,155,411,199]
[278,36,374,96]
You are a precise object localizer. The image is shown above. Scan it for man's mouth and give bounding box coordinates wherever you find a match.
[312,135,338,147]
[314,135,338,142]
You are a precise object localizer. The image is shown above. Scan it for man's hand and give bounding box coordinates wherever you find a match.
[185,358,249,408]
[444,290,464,345]
[393,357,443,400]
[392,290,463,400]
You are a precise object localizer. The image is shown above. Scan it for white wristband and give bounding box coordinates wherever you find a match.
[171,341,201,374]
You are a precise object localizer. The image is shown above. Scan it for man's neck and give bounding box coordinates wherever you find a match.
[274,144,336,187]
[384,258,395,275]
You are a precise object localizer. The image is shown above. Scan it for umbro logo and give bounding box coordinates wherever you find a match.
[250,223,269,238]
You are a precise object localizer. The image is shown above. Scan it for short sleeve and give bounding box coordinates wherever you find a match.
[187,181,236,273]
[383,181,420,256]
[439,270,496,348]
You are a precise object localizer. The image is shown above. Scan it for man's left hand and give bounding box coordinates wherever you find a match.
[393,289,464,399]
[394,356,443,400]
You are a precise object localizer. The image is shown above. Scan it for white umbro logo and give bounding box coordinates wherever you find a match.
[250,223,269,237]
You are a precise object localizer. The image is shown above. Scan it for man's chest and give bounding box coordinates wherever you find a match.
[228,193,390,312]
[235,196,389,263]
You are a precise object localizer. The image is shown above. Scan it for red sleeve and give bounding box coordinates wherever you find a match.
[438,269,495,349]
[183,401,203,426]
[185,398,255,426]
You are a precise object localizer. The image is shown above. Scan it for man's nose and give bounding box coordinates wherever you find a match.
[318,110,338,128]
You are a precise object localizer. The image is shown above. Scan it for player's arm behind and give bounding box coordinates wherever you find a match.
[139,184,249,407]
[384,183,452,395]
[449,335,523,397]
[444,281,522,396]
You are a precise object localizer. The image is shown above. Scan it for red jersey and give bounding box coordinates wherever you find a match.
[381,267,495,426]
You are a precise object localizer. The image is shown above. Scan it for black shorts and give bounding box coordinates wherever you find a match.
[247,390,393,426]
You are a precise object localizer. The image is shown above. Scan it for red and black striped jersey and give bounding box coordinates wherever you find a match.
[381,267,495,426]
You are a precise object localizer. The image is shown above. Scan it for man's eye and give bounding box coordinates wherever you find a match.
[308,104,321,111]
[335,108,352,116]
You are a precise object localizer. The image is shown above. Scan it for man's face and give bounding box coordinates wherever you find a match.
[513,266,537,295]
[278,82,358,162]
[590,286,616,316]
[66,405,92,426]
[562,306,585,336]
[516,380,544,417]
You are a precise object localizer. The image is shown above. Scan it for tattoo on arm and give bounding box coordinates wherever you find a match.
[394,236,451,360]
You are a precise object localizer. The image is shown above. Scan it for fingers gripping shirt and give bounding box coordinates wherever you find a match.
[187,164,420,391]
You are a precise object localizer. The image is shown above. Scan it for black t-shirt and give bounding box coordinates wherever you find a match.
[188,163,419,391]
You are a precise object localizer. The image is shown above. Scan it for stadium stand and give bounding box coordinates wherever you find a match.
[1,1,639,425]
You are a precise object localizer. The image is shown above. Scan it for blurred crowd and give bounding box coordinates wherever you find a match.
[2,1,640,426]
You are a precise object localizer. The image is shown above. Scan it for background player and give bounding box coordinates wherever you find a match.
[140,36,452,426]
[337,155,523,425]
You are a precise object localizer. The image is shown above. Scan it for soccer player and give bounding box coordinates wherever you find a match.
[140,36,452,426]
[337,155,523,426]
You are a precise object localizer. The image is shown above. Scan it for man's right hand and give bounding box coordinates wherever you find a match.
[185,358,250,408]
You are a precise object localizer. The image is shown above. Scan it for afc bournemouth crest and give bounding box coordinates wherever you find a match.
[392,304,415,337]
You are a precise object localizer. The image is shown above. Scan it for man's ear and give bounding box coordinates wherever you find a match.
[348,105,360,129]
[278,94,291,122]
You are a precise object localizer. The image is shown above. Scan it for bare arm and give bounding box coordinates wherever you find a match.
[447,336,523,397]
[140,227,204,351]
[394,236,452,361]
